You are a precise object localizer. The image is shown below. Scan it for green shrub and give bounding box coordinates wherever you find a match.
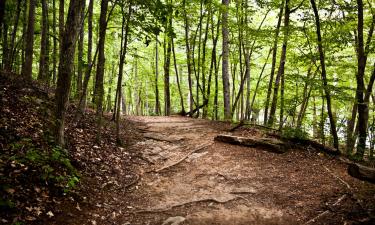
[281,126,309,140]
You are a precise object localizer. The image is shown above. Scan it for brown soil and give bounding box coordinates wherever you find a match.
[45,116,375,225]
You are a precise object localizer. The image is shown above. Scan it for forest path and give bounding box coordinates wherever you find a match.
[48,116,373,225]
[121,116,364,225]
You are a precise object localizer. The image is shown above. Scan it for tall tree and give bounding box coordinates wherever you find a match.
[310,0,339,150]
[116,2,131,144]
[38,0,50,84]
[77,1,86,97]
[268,0,290,127]
[21,0,36,80]
[76,0,94,121]
[222,0,231,120]
[354,0,368,157]
[183,0,195,114]
[163,0,172,116]
[154,35,161,115]
[264,0,285,124]
[54,0,84,146]
[94,0,109,140]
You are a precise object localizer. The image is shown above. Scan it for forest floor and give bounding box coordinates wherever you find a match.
[1,73,374,225]
[48,116,374,225]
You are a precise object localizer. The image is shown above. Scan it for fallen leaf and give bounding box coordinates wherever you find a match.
[46,211,54,217]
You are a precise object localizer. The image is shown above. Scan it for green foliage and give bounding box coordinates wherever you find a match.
[281,126,309,140]
[8,139,79,191]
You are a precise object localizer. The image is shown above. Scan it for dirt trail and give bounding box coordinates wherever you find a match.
[123,116,374,225]
[49,116,374,225]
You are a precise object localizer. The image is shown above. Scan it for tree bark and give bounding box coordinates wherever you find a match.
[268,0,289,127]
[116,3,131,144]
[183,0,195,114]
[7,0,21,72]
[75,0,93,122]
[155,35,161,115]
[310,0,339,150]
[77,0,86,98]
[52,0,58,85]
[21,0,36,80]
[163,3,172,116]
[38,0,50,84]
[54,0,84,146]
[355,0,367,158]
[222,0,231,120]
[59,0,64,49]
[94,0,109,141]
[172,38,185,114]
[264,0,285,125]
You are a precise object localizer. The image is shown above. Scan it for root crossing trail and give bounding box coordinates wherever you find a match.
[49,116,374,225]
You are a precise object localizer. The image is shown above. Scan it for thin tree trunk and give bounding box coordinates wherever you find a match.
[52,0,58,85]
[59,0,64,49]
[172,38,185,113]
[310,0,339,150]
[354,0,368,158]
[7,0,21,72]
[76,0,85,98]
[0,0,6,36]
[21,0,36,80]
[222,0,231,120]
[264,0,285,125]
[75,0,93,122]
[268,0,289,127]
[163,3,172,116]
[201,5,210,118]
[54,0,84,146]
[116,3,131,144]
[250,48,272,118]
[38,0,49,84]
[94,0,109,141]
[155,35,161,115]
[183,0,195,113]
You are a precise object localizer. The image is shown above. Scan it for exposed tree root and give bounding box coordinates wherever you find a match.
[152,142,213,173]
[323,166,351,189]
[135,196,241,214]
[305,194,347,224]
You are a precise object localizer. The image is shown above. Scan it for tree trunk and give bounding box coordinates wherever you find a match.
[201,5,210,118]
[264,0,285,124]
[94,0,109,141]
[183,0,195,113]
[268,0,289,127]
[75,0,93,122]
[310,0,339,150]
[59,0,64,49]
[7,0,21,72]
[116,3,131,144]
[155,35,161,115]
[355,0,367,158]
[163,5,172,116]
[0,0,6,36]
[54,0,84,146]
[76,0,85,98]
[38,0,50,84]
[21,0,36,80]
[250,48,272,119]
[172,38,185,114]
[222,0,231,120]
[52,0,58,85]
